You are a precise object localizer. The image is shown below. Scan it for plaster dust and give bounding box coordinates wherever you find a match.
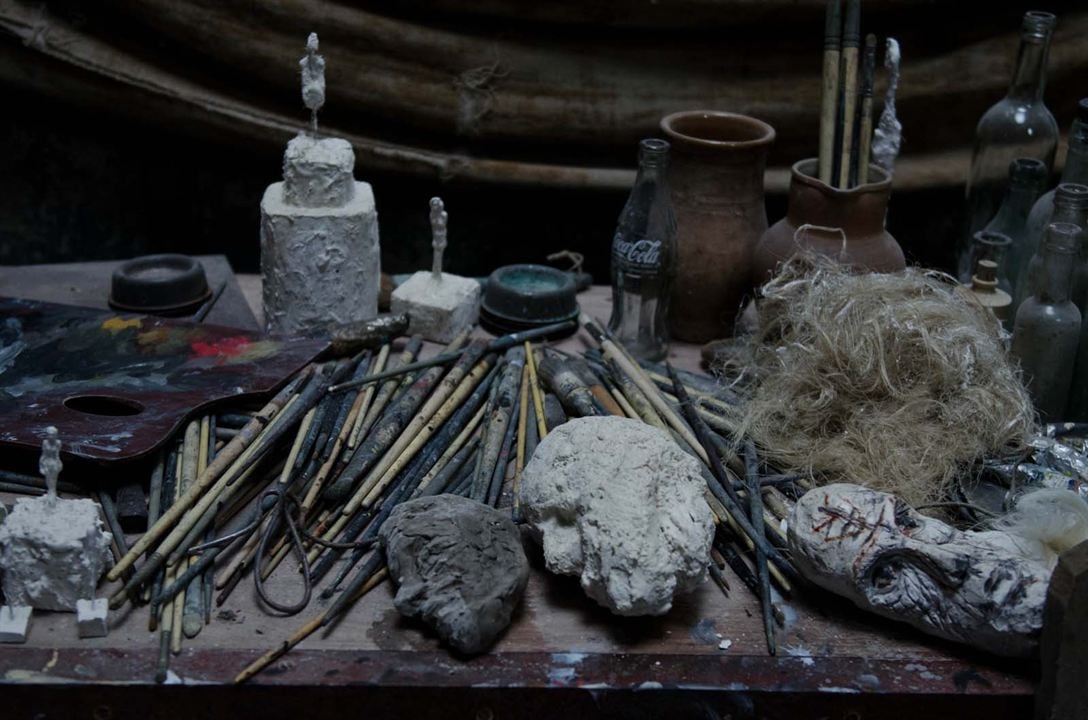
[518,416,714,616]
[0,496,112,612]
[391,271,480,344]
[379,494,528,655]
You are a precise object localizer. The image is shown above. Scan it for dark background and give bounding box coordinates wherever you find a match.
[0,2,1082,284]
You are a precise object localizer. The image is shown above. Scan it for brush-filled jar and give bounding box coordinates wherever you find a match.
[752,158,904,285]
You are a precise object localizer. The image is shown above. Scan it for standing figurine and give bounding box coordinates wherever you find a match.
[260,32,381,335]
[300,32,325,134]
[39,426,61,507]
[391,197,481,343]
[430,197,448,280]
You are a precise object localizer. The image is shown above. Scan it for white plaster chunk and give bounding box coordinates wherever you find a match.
[518,416,715,616]
[76,598,109,639]
[0,606,31,643]
[0,496,113,612]
[391,272,480,344]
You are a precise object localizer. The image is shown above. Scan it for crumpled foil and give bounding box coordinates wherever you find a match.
[979,424,1088,507]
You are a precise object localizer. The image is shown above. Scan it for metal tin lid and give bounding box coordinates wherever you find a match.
[479,264,579,338]
[109,254,211,316]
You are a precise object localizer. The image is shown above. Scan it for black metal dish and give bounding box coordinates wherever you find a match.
[109,254,212,316]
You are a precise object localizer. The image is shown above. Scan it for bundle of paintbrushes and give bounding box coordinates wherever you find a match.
[101,312,801,682]
[818,0,881,188]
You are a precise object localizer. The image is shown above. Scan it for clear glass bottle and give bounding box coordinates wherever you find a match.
[1014,183,1088,311]
[983,158,1047,297]
[1021,99,1088,280]
[1012,222,1082,421]
[608,138,676,362]
[960,11,1058,280]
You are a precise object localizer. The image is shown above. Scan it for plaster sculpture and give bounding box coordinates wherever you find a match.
[788,483,1056,657]
[391,197,481,343]
[0,428,112,612]
[379,494,528,654]
[519,416,714,616]
[261,32,380,335]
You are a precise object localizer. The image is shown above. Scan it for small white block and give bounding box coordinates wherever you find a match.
[76,598,109,638]
[0,605,32,643]
[391,272,480,343]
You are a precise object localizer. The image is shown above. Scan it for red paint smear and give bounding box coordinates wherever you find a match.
[190,335,252,362]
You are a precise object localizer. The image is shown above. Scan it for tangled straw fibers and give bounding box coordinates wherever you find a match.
[738,254,1035,508]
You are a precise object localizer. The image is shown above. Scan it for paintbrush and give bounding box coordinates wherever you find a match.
[537,352,601,418]
[327,321,575,393]
[471,349,524,501]
[745,440,776,656]
[856,33,878,185]
[818,0,843,184]
[836,0,861,189]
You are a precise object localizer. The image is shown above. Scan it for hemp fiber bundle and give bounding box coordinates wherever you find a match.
[738,254,1034,508]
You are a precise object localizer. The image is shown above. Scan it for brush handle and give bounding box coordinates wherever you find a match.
[817,0,842,184]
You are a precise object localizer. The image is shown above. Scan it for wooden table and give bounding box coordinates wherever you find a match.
[1,278,1035,719]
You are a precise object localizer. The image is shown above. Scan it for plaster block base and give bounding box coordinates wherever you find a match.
[0,606,31,643]
[76,598,109,639]
[391,272,480,343]
[0,496,113,612]
[260,181,381,335]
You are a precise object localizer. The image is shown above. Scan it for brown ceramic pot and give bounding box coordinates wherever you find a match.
[660,111,775,342]
[752,158,905,285]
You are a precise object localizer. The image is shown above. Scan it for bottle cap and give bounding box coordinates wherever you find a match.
[1007,157,1047,188]
[1044,222,1081,254]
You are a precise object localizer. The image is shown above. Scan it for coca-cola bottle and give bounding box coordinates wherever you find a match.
[608,138,676,362]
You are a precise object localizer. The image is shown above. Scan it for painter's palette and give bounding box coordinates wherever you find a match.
[0,297,325,461]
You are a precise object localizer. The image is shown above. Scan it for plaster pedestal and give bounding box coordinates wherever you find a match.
[391,272,480,343]
[0,606,31,643]
[76,598,109,638]
[0,496,112,612]
[261,135,381,335]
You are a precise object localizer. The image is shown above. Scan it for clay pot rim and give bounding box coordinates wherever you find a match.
[660,110,776,150]
[791,158,892,196]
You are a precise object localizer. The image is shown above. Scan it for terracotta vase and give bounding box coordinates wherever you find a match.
[660,111,775,342]
[752,158,905,285]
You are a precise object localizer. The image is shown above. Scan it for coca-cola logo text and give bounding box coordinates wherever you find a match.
[613,238,661,267]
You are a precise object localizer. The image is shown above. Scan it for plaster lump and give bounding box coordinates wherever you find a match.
[518,416,714,616]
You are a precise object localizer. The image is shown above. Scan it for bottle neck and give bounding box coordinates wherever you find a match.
[1000,182,1042,217]
[1061,120,1088,184]
[1008,35,1050,102]
[1040,242,1075,304]
[1052,200,1088,227]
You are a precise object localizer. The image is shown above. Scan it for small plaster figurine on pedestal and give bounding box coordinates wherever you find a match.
[391,198,481,343]
[0,428,112,616]
[261,33,381,335]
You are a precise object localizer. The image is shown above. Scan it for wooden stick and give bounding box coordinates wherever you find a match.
[524,341,548,438]
[745,441,776,656]
[856,32,877,185]
[108,369,310,582]
[818,0,843,184]
[836,0,861,189]
[472,350,523,501]
[514,360,530,512]
[348,345,389,448]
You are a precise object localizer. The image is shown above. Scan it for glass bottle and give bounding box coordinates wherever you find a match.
[1021,99,1088,279]
[960,11,1058,280]
[983,158,1047,297]
[608,138,676,362]
[1014,183,1088,312]
[1012,222,1082,421]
